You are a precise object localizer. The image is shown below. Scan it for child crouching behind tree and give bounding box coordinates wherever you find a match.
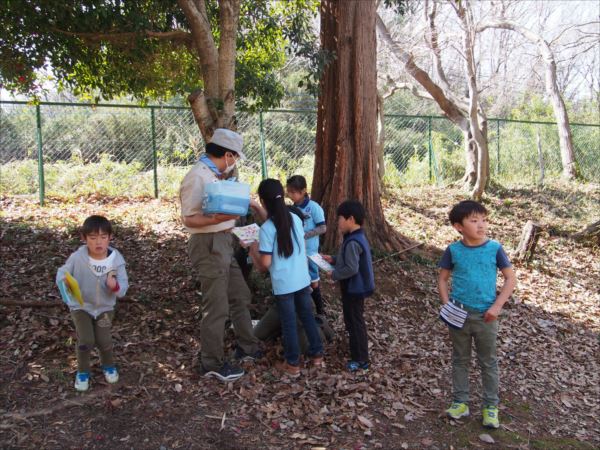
[56,215,129,391]
[437,200,516,429]
[322,200,375,372]
[247,179,324,378]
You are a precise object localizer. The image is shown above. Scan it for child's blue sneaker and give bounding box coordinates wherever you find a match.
[74,371,90,391]
[102,366,119,384]
[346,360,369,372]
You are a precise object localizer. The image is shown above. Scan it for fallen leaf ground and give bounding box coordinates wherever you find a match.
[1,182,599,449]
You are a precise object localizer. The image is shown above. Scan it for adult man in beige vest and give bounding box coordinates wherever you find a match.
[179,128,261,382]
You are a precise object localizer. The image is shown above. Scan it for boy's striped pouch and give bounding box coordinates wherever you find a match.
[440,301,468,329]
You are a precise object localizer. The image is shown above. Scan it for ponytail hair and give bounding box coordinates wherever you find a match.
[258,179,298,258]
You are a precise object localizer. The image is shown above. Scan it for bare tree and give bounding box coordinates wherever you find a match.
[379,0,599,183]
[377,0,490,199]
[476,16,582,179]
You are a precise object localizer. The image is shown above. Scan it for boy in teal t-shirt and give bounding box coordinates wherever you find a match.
[438,200,516,429]
[286,175,327,316]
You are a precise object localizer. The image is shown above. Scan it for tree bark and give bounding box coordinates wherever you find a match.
[314,0,411,251]
[477,18,578,180]
[462,128,478,186]
[515,220,542,262]
[376,93,386,182]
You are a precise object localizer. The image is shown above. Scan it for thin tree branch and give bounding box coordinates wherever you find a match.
[376,13,468,129]
[50,28,192,44]
[549,20,600,46]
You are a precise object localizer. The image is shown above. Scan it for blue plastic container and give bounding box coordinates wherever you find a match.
[202,180,250,216]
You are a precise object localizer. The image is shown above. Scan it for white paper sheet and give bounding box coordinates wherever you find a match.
[232,223,260,245]
[308,253,334,272]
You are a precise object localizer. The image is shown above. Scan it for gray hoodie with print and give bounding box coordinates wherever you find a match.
[56,245,129,318]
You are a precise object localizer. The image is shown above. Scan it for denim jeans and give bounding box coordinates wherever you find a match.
[449,311,499,407]
[275,286,323,365]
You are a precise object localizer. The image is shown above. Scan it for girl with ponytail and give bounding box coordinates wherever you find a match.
[248,179,324,377]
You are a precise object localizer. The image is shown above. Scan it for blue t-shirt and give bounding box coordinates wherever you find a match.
[296,196,326,255]
[259,212,311,295]
[438,239,512,312]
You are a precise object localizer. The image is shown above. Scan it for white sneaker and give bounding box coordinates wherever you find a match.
[103,366,119,384]
[75,372,90,391]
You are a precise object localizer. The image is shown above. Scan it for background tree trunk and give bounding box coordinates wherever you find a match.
[462,129,478,186]
[456,1,489,199]
[313,0,410,251]
[179,0,240,141]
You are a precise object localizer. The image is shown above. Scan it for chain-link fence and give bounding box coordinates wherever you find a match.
[1,100,598,202]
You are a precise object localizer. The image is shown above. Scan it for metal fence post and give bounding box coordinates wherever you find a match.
[259,111,268,179]
[428,116,433,182]
[35,104,45,206]
[496,119,501,174]
[150,106,158,198]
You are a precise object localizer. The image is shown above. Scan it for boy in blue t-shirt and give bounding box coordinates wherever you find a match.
[286,175,327,316]
[438,200,516,429]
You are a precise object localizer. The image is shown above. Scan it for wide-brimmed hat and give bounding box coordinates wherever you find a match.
[209,128,246,160]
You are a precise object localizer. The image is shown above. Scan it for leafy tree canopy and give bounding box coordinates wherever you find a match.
[0,0,319,110]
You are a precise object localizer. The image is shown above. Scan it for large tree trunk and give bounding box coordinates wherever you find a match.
[313,0,409,251]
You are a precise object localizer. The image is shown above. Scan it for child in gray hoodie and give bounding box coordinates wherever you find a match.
[56,215,128,391]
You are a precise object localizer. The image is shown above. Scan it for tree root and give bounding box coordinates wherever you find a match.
[1,387,111,426]
[0,298,137,308]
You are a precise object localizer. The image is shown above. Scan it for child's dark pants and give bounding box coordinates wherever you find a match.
[341,293,369,363]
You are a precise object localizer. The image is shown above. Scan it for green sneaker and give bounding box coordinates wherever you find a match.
[446,402,469,419]
[482,406,500,429]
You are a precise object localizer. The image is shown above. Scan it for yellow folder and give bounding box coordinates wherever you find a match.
[65,272,84,306]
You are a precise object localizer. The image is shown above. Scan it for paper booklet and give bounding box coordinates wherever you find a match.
[58,271,84,306]
[232,223,260,245]
[308,253,334,273]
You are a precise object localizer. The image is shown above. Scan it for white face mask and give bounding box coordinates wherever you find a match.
[223,153,237,174]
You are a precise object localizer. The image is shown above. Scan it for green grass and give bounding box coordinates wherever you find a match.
[2,157,599,200]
